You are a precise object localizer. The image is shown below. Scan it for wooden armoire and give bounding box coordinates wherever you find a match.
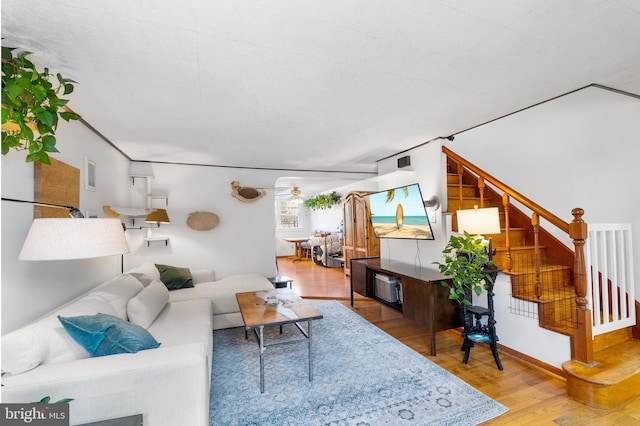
[342,191,380,275]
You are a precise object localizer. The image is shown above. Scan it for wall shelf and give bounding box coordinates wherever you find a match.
[144,237,169,246]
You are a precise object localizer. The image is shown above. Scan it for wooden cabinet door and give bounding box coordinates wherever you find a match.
[350,258,368,296]
[343,196,355,275]
[354,196,368,256]
[343,192,379,275]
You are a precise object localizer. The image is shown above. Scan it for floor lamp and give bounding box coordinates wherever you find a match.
[19,218,130,262]
[2,198,130,266]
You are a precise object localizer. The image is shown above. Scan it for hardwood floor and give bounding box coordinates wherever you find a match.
[276,257,640,425]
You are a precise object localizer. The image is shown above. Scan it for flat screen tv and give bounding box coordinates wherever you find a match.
[366,183,434,240]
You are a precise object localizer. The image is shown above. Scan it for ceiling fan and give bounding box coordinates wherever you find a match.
[276,186,309,202]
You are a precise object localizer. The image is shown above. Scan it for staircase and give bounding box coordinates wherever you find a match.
[445,159,575,334]
[444,147,640,409]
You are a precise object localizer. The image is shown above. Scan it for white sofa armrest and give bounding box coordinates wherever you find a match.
[1,343,210,426]
[191,269,215,284]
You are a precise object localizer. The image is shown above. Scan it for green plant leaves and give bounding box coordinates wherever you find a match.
[1,45,81,163]
[31,396,74,404]
[303,191,342,210]
[434,231,495,305]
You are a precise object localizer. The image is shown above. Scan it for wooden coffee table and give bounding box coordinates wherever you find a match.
[236,289,323,393]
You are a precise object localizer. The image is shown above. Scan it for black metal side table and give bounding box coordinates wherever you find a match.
[268,275,293,289]
[461,265,503,370]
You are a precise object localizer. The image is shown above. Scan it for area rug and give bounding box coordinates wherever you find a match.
[210,300,508,425]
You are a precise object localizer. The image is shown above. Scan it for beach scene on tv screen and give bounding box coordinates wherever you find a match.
[368,184,434,240]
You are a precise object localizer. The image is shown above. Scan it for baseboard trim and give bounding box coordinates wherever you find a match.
[497,343,566,378]
[442,328,567,378]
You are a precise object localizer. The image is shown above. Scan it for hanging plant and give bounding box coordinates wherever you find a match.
[303,191,342,210]
[2,46,81,164]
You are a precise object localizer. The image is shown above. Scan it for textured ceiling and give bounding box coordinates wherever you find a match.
[3,0,640,182]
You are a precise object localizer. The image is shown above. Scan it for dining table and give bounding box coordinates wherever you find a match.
[284,237,311,261]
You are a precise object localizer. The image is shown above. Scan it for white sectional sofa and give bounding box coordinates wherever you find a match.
[127,264,275,330]
[1,264,274,425]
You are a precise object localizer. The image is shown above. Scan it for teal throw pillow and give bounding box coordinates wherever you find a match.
[155,264,193,290]
[58,313,160,357]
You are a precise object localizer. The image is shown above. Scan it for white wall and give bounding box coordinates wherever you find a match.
[309,204,343,233]
[1,120,130,333]
[123,163,282,277]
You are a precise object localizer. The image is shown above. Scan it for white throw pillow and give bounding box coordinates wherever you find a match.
[126,263,161,280]
[89,274,144,319]
[1,295,118,374]
[127,272,156,287]
[1,327,48,375]
[127,279,169,328]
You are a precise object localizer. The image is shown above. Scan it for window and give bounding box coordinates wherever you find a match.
[277,199,300,228]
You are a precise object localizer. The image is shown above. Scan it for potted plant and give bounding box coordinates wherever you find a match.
[433,231,497,305]
[2,46,81,164]
[303,191,342,210]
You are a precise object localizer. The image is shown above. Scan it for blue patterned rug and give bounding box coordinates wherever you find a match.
[210,300,508,425]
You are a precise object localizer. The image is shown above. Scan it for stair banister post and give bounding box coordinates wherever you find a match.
[478,177,485,208]
[502,193,511,272]
[456,162,464,211]
[532,213,542,300]
[569,208,589,306]
[569,207,593,364]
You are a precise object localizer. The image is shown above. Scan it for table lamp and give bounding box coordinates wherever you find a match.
[456,206,501,260]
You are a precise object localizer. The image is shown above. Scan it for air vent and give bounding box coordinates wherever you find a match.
[397,156,411,168]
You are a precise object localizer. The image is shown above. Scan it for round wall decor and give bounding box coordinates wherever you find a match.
[186,211,220,231]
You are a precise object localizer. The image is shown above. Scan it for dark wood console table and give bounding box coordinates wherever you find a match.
[350,257,462,356]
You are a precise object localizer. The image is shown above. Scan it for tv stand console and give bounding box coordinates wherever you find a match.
[350,257,462,356]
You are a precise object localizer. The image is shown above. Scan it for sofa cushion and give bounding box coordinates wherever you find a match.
[155,264,193,290]
[127,272,156,287]
[126,263,161,280]
[1,295,119,374]
[89,274,144,320]
[168,274,274,315]
[147,299,212,358]
[58,313,160,357]
[127,279,170,328]
[1,327,48,375]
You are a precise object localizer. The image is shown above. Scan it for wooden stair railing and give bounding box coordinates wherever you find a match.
[443,146,593,364]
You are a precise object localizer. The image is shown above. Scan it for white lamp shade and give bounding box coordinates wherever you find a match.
[457,207,501,235]
[19,218,130,261]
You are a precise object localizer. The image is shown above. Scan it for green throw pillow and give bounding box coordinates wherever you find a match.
[58,313,160,357]
[155,264,194,290]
